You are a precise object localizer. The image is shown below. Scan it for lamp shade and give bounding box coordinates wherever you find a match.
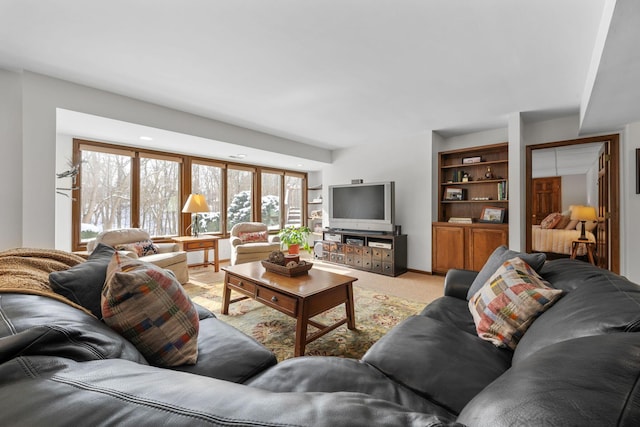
[570,205,597,221]
[182,194,210,213]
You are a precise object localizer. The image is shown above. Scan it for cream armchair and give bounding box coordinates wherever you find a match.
[87,228,189,284]
[229,222,281,265]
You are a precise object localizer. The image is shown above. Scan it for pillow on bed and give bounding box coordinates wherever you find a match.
[540,213,563,229]
[555,215,571,229]
[564,219,579,230]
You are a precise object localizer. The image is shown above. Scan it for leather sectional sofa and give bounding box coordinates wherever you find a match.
[2,251,640,426]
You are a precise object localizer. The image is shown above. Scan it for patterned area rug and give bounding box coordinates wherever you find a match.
[183,279,426,362]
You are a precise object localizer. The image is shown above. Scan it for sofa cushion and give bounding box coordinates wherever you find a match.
[235,242,281,254]
[466,245,546,300]
[419,296,477,335]
[169,316,277,383]
[49,243,115,318]
[248,356,456,418]
[457,333,640,427]
[468,257,563,350]
[0,293,147,364]
[512,259,640,364]
[362,315,512,414]
[102,254,199,367]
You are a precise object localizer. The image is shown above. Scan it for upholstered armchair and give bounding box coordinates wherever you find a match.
[86,228,189,284]
[229,222,281,265]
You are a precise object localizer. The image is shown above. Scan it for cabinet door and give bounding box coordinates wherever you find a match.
[467,227,508,271]
[432,225,465,274]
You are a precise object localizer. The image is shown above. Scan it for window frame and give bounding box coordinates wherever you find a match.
[72,139,308,251]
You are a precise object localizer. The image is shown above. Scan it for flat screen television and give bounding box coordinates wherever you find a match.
[328,181,395,233]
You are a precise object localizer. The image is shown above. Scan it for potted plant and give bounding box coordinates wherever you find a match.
[278,225,311,254]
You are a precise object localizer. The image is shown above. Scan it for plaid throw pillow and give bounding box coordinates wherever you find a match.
[468,257,563,350]
[102,253,199,366]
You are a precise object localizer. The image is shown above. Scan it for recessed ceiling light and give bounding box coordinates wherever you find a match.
[229,154,247,159]
[139,136,153,141]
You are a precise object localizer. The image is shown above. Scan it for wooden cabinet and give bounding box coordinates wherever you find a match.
[432,222,508,274]
[320,230,407,277]
[433,142,509,275]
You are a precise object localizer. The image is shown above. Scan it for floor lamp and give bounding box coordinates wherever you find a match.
[182,194,210,237]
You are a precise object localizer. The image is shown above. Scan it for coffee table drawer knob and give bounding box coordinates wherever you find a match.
[239,281,244,287]
[271,296,278,302]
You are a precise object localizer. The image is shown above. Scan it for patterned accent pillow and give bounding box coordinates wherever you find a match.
[115,239,159,257]
[555,214,571,230]
[101,253,199,366]
[540,212,563,229]
[239,230,268,243]
[468,257,563,350]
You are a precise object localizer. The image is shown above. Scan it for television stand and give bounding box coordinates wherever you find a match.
[319,230,407,277]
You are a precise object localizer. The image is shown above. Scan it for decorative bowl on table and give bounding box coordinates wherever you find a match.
[261,259,313,277]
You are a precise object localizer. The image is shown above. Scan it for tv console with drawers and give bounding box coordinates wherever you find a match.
[319,230,407,277]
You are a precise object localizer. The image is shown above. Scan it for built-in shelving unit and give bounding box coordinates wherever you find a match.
[306,185,323,234]
[433,142,509,274]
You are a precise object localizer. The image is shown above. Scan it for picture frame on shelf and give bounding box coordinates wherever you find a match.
[478,206,506,223]
[444,187,464,201]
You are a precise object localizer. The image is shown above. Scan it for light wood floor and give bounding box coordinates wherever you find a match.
[190,258,445,304]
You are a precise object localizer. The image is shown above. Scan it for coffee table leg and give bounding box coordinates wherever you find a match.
[295,303,309,357]
[221,275,231,315]
[346,282,356,330]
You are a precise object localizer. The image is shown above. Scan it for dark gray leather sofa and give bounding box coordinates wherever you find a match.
[2,258,640,426]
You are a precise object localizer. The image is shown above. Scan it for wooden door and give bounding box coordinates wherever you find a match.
[467,226,508,271]
[432,225,465,274]
[532,177,561,224]
[597,145,610,269]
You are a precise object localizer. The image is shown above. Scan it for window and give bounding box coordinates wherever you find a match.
[261,171,282,230]
[78,145,133,242]
[285,174,304,227]
[192,161,223,233]
[139,155,181,237]
[72,139,307,250]
[227,166,254,232]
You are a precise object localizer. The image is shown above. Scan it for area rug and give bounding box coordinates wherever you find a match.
[183,279,425,362]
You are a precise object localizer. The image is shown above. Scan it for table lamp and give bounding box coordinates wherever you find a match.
[570,205,597,241]
[182,194,210,237]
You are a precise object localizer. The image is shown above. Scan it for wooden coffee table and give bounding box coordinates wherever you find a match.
[221,261,357,357]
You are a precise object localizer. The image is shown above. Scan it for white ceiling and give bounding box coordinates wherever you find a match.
[2,0,639,163]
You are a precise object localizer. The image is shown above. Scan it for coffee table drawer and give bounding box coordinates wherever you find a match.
[226,275,256,296]
[256,287,297,316]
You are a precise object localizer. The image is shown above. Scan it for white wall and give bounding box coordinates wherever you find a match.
[0,69,22,249]
[623,121,640,282]
[324,132,432,271]
[2,70,332,251]
[561,174,588,209]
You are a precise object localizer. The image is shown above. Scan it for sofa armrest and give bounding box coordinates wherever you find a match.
[230,236,243,247]
[268,235,281,243]
[155,242,178,253]
[443,269,478,300]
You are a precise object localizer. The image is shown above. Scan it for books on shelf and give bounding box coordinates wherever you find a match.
[497,180,508,200]
[448,217,473,224]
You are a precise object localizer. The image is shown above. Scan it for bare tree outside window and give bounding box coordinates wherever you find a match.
[192,162,222,233]
[285,175,303,227]
[261,172,281,230]
[79,150,132,241]
[139,157,180,237]
[227,168,253,231]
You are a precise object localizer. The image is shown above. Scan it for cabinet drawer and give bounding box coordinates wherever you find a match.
[256,287,297,316]
[226,275,256,296]
[184,240,214,250]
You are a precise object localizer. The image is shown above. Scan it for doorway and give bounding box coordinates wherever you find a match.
[525,134,620,273]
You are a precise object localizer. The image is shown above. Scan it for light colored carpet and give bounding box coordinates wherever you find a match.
[184,261,444,361]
